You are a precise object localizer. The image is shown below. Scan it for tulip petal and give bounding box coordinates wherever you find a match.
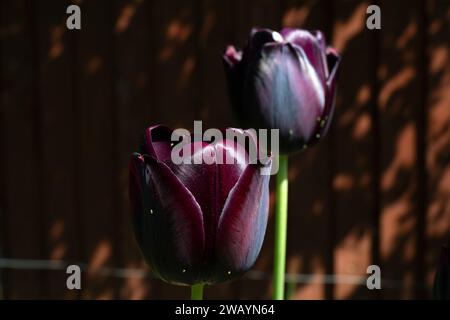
[309,48,340,145]
[141,125,173,163]
[170,142,247,261]
[214,161,271,280]
[223,45,242,68]
[321,48,341,136]
[248,28,282,55]
[245,42,326,150]
[137,155,205,285]
[326,47,341,86]
[129,153,145,245]
[313,30,327,52]
[307,49,341,145]
[281,28,328,83]
[221,128,260,164]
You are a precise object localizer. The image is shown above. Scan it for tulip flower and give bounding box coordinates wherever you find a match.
[223,28,340,299]
[223,28,340,154]
[433,242,450,299]
[129,125,271,299]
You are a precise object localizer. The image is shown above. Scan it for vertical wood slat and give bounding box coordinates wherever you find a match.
[425,0,450,298]
[197,0,234,129]
[152,0,199,131]
[281,0,333,300]
[331,0,376,299]
[415,0,428,299]
[36,0,80,298]
[0,0,43,298]
[75,0,117,299]
[378,0,425,299]
[370,0,382,300]
[112,0,154,299]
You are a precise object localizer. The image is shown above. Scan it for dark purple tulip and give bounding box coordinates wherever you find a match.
[223,28,340,154]
[129,125,271,286]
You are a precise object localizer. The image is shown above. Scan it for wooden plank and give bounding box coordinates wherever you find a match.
[75,0,118,299]
[378,0,424,299]
[0,0,43,299]
[112,0,154,299]
[331,0,377,299]
[280,0,334,300]
[151,0,199,130]
[425,0,450,299]
[196,0,234,129]
[35,0,80,298]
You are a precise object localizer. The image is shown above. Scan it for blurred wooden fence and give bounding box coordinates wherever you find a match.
[1,0,449,299]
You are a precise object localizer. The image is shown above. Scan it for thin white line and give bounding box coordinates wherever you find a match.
[0,258,408,287]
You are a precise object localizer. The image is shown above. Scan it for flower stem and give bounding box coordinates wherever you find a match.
[273,155,288,300]
[191,284,204,300]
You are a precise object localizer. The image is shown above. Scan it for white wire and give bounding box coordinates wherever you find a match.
[0,257,406,287]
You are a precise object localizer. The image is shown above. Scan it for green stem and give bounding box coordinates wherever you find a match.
[191,283,204,300]
[273,155,288,300]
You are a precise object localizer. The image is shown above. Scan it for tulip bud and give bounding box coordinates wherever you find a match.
[129,125,271,286]
[223,28,340,154]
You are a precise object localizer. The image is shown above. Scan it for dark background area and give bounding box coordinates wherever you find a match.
[1,0,449,299]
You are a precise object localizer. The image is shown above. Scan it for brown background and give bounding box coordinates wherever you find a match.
[1,0,449,299]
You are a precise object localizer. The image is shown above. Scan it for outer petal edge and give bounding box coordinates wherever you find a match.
[214,161,271,280]
[139,155,206,285]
